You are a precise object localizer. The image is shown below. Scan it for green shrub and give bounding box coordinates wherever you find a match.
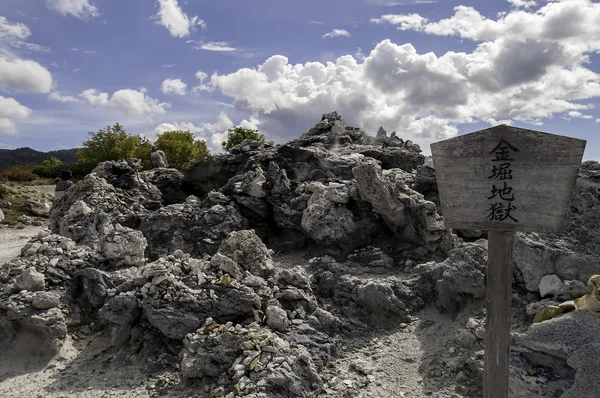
[154,130,210,169]
[222,127,265,151]
[0,166,38,182]
[32,157,67,178]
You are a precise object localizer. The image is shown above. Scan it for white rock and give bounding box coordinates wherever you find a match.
[265,306,289,331]
[539,274,563,298]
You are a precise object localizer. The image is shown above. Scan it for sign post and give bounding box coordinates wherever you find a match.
[431,125,585,398]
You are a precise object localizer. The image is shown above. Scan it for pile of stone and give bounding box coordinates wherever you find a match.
[1,111,600,397]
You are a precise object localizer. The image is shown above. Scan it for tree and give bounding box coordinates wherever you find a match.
[32,157,66,178]
[222,127,265,151]
[75,123,153,173]
[154,130,209,169]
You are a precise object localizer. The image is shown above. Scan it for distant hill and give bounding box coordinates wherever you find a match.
[0,147,80,172]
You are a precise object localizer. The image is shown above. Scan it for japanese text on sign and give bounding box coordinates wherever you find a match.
[487,139,519,223]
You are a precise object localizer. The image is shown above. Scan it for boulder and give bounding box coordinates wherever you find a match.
[217,230,274,279]
[539,274,563,298]
[151,150,169,168]
[21,201,51,217]
[353,160,447,251]
[32,291,61,310]
[265,305,289,331]
[15,267,45,292]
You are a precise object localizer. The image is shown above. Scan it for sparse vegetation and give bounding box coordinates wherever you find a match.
[222,126,265,151]
[0,165,38,182]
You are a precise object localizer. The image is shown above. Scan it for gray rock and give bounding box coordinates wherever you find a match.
[99,292,141,346]
[21,200,51,217]
[557,280,588,301]
[211,252,244,280]
[73,268,114,309]
[141,167,187,205]
[539,274,563,298]
[0,198,11,209]
[266,161,291,195]
[514,233,600,292]
[32,291,61,309]
[266,305,289,331]
[353,161,447,252]
[417,241,488,315]
[217,230,274,279]
[15,267,45,292]
[151,150,169,168]
[0,208,3,222]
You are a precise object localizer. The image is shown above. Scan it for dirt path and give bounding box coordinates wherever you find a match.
[0,225,48,266]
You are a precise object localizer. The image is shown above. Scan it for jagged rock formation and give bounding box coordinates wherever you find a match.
[2,112,600,397]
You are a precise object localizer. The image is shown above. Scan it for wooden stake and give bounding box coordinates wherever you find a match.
[484,231,515,398]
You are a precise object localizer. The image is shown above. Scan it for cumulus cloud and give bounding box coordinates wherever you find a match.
[161,78,187,95]
[195,1,600,150]
[45,0,99,19]
[323,29,351,38]
[79,88,170,115]
[0,96,32,134]
[153,0,205,38]
[0,57,53,93]
[195,41,236,52]
[48,92,78,102]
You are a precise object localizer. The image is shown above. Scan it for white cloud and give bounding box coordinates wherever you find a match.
[596,118,600,123]
[195,41,237,52]
[567,111,593,119]
[45,0,99,19]
[80,88,170,115]
[323,29,351,39]
[160,78,187,95]
[48,92,78,103]
[0,56,53,93]
[370,14,427,30]
[162,64,176,68]
[309,21,325,25]
[195,70,208,83]
[0,16,30,42]
[507,0,536,9]
[0,16,50,55]
[0,96,32,134]
[153,0,205,38]
[198,7,600,151]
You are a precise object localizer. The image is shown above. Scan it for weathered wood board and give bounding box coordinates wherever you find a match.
[430,125,586,233]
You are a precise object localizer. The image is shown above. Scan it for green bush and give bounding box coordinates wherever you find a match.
[75,123,153,173]
[32,157,67,178]
[0,166,38,182]
[0,183,8,199]
[222,127,265,151]
[154,130,210,169]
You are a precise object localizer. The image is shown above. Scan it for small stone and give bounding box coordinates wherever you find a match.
[539,274,563,298]
[32,291,61,309]
[265,305,289,331]
[15,267,45,292]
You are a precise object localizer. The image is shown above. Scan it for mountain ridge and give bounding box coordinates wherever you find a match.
[0,147,80,173]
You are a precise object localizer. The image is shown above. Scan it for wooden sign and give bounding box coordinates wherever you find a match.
[431,125,586,233]
[431,125,585,398]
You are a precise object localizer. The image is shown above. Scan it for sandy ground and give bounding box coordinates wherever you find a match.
[0,185,55,266]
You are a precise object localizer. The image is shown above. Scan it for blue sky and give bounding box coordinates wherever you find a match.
[0,0,599,159]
